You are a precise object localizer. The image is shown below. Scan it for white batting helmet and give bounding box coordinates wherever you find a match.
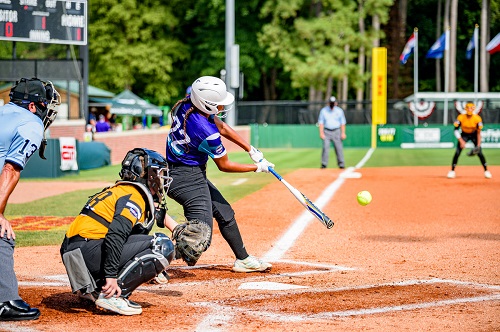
[190,76,235,116]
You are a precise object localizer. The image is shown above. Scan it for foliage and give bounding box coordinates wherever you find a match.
[0,0,498,104]
[88,0,188,105]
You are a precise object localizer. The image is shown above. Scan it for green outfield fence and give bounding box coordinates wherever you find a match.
[250,124,500,149]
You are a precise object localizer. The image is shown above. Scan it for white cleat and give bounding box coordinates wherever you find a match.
[95,293,142,315]
[447,170,456,179]
[484,170,492,179]
[233,255,272,273]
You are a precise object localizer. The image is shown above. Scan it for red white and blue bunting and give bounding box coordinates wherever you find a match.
[408,101,436,119]
[454,100,483,114]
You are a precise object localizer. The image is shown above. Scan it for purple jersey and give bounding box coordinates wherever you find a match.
[166,101,226,166]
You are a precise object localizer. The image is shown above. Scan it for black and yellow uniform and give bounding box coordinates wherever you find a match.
[61,181,156,284]
[451,113,488,171]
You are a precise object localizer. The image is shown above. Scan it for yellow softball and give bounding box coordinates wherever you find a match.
[357,191,372,206]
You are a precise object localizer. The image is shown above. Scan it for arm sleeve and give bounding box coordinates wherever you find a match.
[102,215,133,278]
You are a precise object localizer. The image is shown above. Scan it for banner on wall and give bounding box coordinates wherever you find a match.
[59,137,78,171]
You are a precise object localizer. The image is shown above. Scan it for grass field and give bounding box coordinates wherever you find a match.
[8,147,499,247]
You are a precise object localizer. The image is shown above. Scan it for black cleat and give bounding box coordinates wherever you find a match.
[0,300,41,321]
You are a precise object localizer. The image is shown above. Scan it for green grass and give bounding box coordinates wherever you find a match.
[9,147,499,247]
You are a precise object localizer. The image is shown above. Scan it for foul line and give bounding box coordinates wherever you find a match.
[262,148,374,262]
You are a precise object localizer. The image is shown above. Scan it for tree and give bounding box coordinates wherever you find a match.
[88,0,188,105]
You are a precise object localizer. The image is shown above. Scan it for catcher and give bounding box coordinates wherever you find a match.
[60,148,210,316]
[447,102,492,179]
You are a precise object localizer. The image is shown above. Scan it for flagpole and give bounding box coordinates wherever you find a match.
[474,24,479,105]
[414,28,418,126]
[443,27,450,125]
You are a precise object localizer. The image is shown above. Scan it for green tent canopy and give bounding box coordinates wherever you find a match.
[110,89,163,117]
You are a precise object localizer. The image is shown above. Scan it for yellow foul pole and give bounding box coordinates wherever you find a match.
[371,47,388,148]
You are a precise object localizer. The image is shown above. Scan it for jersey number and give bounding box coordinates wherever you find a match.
[18,139,38,159]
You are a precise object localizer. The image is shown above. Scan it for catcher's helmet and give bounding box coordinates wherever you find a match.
[9,77,61,130]
[119,148,172,202]
[190,76,234,117]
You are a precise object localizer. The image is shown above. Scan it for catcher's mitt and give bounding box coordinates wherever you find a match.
[467,146,481,156]
[172,220,211,266]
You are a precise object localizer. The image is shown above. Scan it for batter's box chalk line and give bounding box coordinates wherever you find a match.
[193,277,500,328]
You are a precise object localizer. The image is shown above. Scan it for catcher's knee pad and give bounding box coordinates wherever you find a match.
[118,248,171,298]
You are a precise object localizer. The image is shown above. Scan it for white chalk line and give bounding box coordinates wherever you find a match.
[194,278,500,326]
[198,149,374,330]
[231,178,248,186]
[262,148,373,263]
[0,323,39,332]
[20,258,352,289]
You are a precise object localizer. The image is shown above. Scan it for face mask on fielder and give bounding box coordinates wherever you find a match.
[465,102,475,115]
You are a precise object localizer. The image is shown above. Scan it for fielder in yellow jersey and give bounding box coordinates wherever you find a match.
[447,103,492,179]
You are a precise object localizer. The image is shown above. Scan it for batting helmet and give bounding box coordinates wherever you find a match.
[190,76,234,116]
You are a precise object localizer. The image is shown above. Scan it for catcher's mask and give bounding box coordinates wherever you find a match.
[119,148,172,203]
[9,77,61,131]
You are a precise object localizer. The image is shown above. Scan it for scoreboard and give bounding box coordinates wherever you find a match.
[0,0,87,45]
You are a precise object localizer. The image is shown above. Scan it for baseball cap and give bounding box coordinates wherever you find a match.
[329,96,336,102]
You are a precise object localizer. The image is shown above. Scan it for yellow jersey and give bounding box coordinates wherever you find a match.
[454,114,483,134]
[66,182,153,239]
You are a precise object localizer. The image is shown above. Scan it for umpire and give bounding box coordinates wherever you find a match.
[0,78,60,321]
[318,96,347,169]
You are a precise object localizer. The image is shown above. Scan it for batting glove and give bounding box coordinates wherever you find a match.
[255,159,275,173]
[248,145,264,163]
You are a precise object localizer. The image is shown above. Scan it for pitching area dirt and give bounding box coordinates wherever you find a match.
[5,165,500,331]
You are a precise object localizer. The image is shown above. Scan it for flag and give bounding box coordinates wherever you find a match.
[426,32,446,59]
[466,33,475,60]
[486,32,500,55]
[400,33,416,64]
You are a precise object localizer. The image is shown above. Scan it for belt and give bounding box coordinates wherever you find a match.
[168,163,207,171]
[324,128,339,131]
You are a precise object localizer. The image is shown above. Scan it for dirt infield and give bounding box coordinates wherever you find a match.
[3,166,500,331]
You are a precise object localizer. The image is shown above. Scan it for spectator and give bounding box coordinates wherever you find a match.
[95,114,111,132]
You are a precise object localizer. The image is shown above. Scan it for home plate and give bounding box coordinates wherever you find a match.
[238,282,309,290]
[339,171,362,179]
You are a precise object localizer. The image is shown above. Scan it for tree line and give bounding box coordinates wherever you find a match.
[0,0,498,107]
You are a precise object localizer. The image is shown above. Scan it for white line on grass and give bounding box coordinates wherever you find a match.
[231,178,248,186]
[262,148,374,262]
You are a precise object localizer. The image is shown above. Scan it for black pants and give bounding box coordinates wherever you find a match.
[60,234,153,287]
[167,163,248,260]
[452,132,487,170]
